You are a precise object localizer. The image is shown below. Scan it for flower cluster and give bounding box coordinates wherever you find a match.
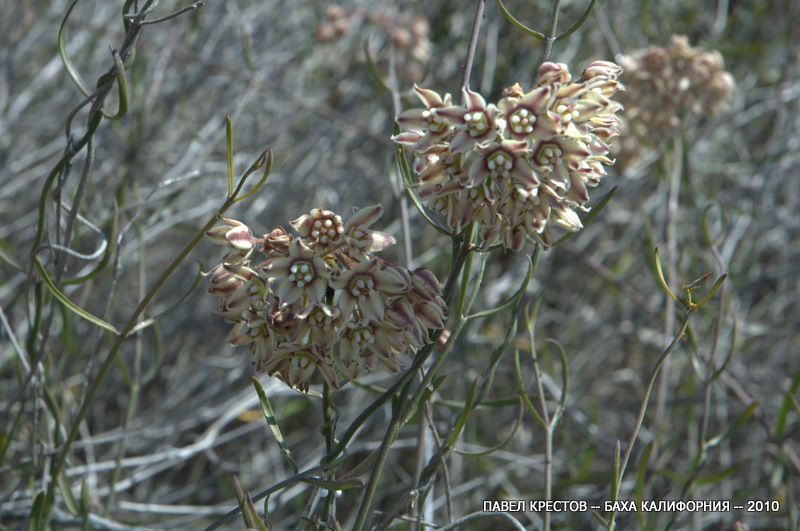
[205,206,446,392]
[393,61,623,250]
[315,4,430,79]
[619,35,735,140]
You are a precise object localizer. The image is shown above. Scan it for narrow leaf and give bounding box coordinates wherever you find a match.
[466,254,533,320]
[555,0,597,41]
[775,368,800,437]
[29,491,46,531]
[63,199,118,286]
[252,377,298,474]
[695,464,739,486]
[634,441,653,528]
[694,273,727,309]
[610,440,621,501]
[363,40,390,94]
[231,476,269,531]
[59,0,92,97]
[446,379,479,448]
[514,348,546,427]
[101,49,129,121]
[495,0,546,39]
[35,258,120,336]
[706,401,759,449]
[233,149,273,203]
[302,476,364,491]
[455,399,524,456]
[59,471,80,516]
[653,247,679,303]
[546,339,569,425]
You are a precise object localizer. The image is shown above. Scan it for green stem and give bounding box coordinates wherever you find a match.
[540,0,562,64]
[320,383,336,525]
[322,241,470,465]
[350,237,472,531]
[606,313,691,530]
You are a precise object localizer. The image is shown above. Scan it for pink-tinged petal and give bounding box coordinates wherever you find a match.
[315,358,340,389]
[361,353,376,373]
[386,264,411,287]
[225,263,255,281]
[330,270,351,291]
[506,139,529,153]
[411,268,442,295]
[391,130,425,145]
[538,62,571,85]
[557,83,585,100]
[373,331,399,356]
[520,85,551,113]
[276,280,302,305]
[569,174,590,203]
[467,153,488,186]
[206,227,232,245]
[206,218,248,244]
[511,161,539,189]
[582,61,622,79]
[396,109,429,127]
[311,255,330,281]
[309,279,326,304]
[386,300,416,329]
[375,268,409,294]
[337,292,356,320]
[509,227,528,252]
[289,214,314,236]
[462,88,487,110]
[414,85,445,108]
[553,207,583,231]
[227,324,255,346]
[414,301,446,329]
[347,204,383,230]
[288,355,315,388]
[377,353,403,374]
[435,104,469,123]
[226,225,253,251]
[220,288,250,313]
[366,231,396,252]
[361,292,385,321]
[339,358,360,380]
[449,130,471,153]
[264,257,292,276]
[208,280,240,297]
[286,238,302,257]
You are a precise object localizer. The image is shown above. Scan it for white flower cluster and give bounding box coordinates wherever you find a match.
[205,206,446,392]
[394,61,624,250]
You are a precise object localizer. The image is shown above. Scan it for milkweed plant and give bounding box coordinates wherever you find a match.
[14,1,775,531]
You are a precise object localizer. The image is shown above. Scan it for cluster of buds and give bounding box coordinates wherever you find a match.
[619,35,735,140]
[205,206,446,392]
[315,4,350,42]
[393,61,624,250]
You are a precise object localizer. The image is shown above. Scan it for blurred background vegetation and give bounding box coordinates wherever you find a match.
[1,0,798,529]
